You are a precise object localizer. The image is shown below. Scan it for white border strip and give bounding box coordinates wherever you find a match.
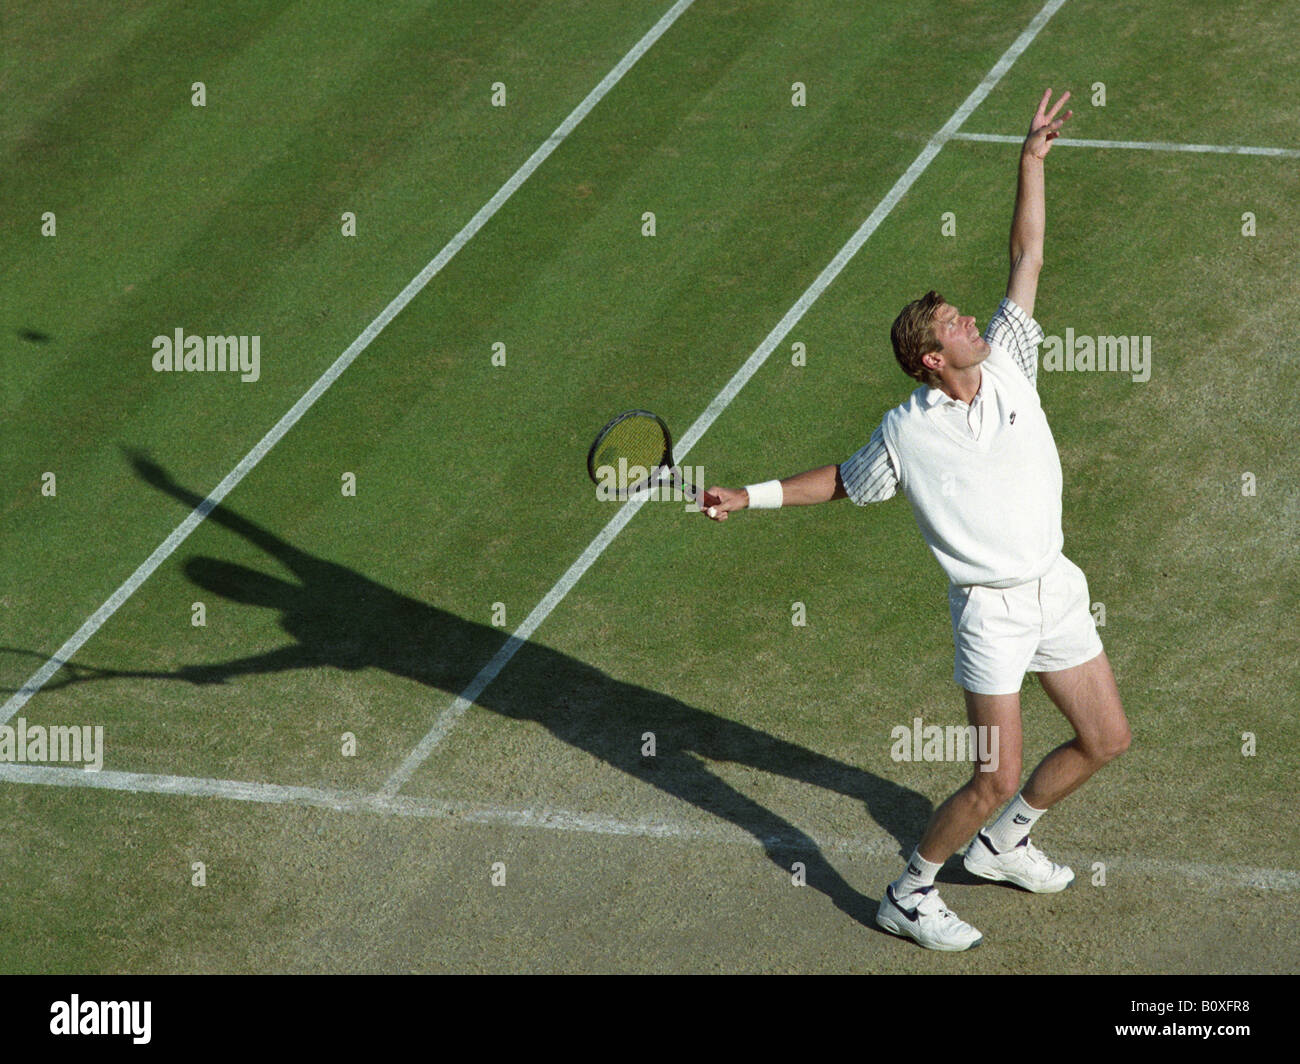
[1,0,699,726]
[381,0,1072,795]
[2,763,1295,891]
[952,130,1300,158]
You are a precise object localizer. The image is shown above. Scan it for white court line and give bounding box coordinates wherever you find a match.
[0,763,827,849]
[380,0,1072,796]
[952,130,1300,158]
[378,493,652,796]
[0,0,699,726]
[2,763,1296,892]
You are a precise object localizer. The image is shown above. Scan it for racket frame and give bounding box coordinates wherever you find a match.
[586,409,698,503]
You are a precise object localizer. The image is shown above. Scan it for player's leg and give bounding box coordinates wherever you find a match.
[962,652,1129,892]
[876,690,1022,951]
[915,689,1024,862]
[1019,556,1130,808]
[1023,650,1131,808]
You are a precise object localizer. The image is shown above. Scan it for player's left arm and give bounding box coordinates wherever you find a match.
[1006,88,1072,320]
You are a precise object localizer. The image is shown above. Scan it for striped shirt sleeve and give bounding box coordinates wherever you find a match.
[839,423,898,505]
[984,297,1045,388]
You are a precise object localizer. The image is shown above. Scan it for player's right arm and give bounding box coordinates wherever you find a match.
[701,465,845,520]
[701,425,897,521]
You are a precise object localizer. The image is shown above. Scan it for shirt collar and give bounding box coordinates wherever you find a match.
[924,373,986,410]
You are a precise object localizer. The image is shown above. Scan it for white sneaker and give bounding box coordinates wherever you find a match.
[876,885,983,951]
[963,832,1075,893]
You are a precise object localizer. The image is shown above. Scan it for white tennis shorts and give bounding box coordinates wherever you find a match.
[947,553,1104,695]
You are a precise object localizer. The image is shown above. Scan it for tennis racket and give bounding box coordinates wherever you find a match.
[587,409,699,505]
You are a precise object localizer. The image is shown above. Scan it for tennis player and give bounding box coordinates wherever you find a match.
[701,90,1130,951]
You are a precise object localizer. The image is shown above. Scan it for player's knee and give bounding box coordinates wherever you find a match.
[1084,721,1130,765]
[970,764,1019,807]
[1103,721,1132,761]
[989,770,1021,804]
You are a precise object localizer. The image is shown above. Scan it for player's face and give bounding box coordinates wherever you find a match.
[932,303,991,370]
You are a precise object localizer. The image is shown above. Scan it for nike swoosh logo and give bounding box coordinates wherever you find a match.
[890,886,923,923]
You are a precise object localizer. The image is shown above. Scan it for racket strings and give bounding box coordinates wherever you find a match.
[592,415,670,482]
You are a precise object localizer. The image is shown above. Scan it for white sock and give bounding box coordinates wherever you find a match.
[892,849,942,900]
[984,792,1045,853]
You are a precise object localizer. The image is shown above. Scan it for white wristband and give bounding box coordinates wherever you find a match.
[745,480,783,510]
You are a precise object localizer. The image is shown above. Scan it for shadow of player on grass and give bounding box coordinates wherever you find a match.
[121,450,934,930]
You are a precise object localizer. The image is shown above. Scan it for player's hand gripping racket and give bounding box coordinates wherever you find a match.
[587,410,699,506]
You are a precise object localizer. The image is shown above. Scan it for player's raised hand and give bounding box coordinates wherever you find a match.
[1023,88,1072,160]
[700,485,746,522]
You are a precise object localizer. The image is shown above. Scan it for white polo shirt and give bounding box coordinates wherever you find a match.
[840,298,1063,588]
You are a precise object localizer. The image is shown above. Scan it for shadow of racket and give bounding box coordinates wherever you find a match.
[0,646,178,697]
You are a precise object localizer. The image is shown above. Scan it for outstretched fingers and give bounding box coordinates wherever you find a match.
[1045,88,1071,122]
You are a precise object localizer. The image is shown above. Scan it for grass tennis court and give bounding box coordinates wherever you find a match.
[2,0,1297,972]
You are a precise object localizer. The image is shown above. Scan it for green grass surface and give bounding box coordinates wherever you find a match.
[1,0,1297,973]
